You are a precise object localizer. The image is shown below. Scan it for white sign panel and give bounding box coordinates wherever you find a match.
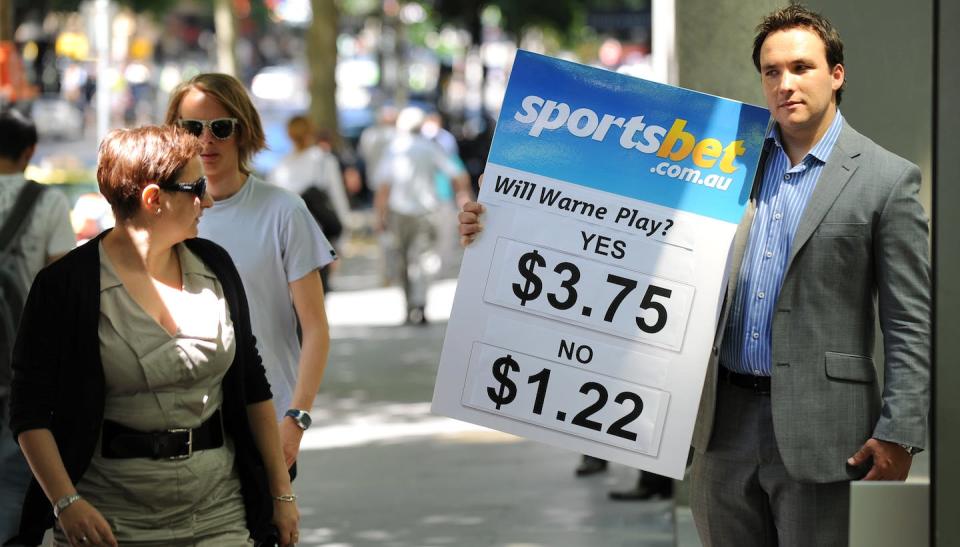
[432,51,769,478]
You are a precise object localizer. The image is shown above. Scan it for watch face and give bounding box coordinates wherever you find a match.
[286,409,312,430]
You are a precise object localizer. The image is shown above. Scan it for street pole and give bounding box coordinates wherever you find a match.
[94,0,110,144]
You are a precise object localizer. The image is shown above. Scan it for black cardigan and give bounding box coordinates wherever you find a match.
[7,232,275,546]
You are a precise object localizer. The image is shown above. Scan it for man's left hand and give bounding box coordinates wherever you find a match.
[279,418,304,468]
[847,438,913,481]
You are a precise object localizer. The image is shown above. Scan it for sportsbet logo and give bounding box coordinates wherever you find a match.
[514,95,747,175]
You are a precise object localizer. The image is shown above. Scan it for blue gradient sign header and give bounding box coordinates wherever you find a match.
[488,51,770,223]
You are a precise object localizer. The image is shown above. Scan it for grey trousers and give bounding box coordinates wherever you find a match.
[690,381,850,547]
[388,212,436,311]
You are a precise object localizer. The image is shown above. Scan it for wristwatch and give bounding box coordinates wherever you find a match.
[284,409,312,431]
[53,493,82,519]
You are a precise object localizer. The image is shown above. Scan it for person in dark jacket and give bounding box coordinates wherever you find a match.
[7,126,299,547]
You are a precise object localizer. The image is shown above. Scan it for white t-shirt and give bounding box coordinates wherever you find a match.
[268,146,351,231]
[358,125,396,181]
[198,175,335,419]
[375,133,464,216]
[0,174,76,289]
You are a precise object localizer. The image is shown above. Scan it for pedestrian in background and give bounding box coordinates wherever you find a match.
[358,105,399,192]
[165,73,334,480]
[316,129,364,209]
[360,106,400,286]
[0,109,75,546]
[374,106,471,325]
[421,110,466,272]
[270,114,351,290]
[8,125,298,546]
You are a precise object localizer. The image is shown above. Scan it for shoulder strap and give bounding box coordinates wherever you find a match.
[0,180,47,253]
[749,138,774,204]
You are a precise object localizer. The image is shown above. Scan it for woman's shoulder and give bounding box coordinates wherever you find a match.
[184,237,233,266]
[184,237,246,295]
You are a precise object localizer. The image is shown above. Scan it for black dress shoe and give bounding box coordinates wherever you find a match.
[609,475,674,501]
[575,456,608,476]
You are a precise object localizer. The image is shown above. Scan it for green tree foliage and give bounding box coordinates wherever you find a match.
[38,0,179,17]
[430,0,589,44]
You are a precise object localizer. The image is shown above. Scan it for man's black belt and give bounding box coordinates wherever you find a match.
[720,367,771,394]
[101,409,224,460]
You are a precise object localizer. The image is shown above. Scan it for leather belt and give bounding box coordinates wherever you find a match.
[720,367,771,394]
[101,409,224,460]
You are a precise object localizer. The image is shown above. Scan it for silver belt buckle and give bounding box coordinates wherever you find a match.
[167,428,193,460]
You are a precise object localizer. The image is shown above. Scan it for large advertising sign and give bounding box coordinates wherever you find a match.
[432,50,769,478]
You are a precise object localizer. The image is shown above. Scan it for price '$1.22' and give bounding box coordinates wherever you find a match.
[480,350,665,451]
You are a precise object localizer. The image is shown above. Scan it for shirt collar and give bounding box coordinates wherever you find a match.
[766,110,845,166]
[177,241,217,280]
[99,241,216,293]
[0,172,27,185]
[98,240,123,292]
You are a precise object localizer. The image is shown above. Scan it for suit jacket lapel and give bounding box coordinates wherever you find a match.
[786,124,861,271]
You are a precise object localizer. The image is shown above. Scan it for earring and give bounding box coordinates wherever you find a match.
[155,208,162,216]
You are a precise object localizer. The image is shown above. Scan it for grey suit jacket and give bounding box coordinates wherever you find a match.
[691,123,931,483]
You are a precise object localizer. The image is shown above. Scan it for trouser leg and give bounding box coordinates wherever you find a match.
[389,213,415,309]
[404,214,436,310]
[690,382,779,547]
[691,380,851,547]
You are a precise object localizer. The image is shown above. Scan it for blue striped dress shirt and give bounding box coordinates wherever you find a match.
[720,112,845,377]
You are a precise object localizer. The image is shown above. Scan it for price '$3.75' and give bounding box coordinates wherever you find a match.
[483,238,695,350]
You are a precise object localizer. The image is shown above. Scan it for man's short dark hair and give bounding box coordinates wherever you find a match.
[0,108,38,161]
[752,4,846,105]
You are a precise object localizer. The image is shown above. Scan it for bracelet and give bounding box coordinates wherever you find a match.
[53,493,83,519]
[273,494,297,503]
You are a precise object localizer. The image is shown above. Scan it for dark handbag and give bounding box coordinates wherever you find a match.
[300,186,343,240]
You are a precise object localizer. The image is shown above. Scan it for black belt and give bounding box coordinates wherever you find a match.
[720,367,771,394]
[101,409,224,460]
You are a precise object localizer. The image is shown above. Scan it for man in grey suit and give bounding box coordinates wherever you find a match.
[456,5,929,546]
[688,5,930,546]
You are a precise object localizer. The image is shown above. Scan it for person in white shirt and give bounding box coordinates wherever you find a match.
[0,108,75,545]
[270,115,351,290]
[164,74,334,481]
[374,106,471,324]
[270,115,351,236]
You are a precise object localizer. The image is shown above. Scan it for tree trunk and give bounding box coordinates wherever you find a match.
[307,0,339,147]
[0,0,13,42]
[213,0,238,76]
